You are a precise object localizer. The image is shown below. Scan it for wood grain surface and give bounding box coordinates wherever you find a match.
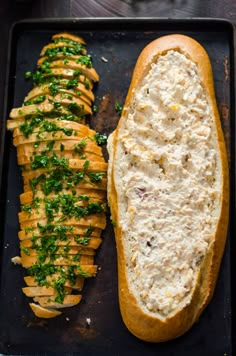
[71,0,236,19]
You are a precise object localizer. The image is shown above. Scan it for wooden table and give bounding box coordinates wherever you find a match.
[6,0,236,19]
[0,0,235,83]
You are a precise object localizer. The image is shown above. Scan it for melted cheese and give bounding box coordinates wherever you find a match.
[113,50,222,317]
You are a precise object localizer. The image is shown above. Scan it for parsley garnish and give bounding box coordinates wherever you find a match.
[87,172,104,182]
[25,71,32,79]
[94,132,107,145]
[74,140,87,156]
[66,78,78,89]
[76,55,93,68]
[21,247,30,256]
[115,101,123,115]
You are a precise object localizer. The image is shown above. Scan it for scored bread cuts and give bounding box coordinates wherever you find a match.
[7,32,107,318]
[107,34,229,342]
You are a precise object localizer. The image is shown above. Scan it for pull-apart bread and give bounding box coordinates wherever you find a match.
[107,34,229,342]
[7,33,107,318]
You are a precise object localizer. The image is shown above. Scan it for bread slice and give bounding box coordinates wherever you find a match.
[9,101,75,120]
[13,131,92,146]
[40,42,86,57]
[41,68,93,88]
[19,213,106,231]
[44,60,99,82]
[107,34,229,342]
[24,85,93,105]
[18,225,102,241]
[17,140,102,158]
[22,159,107,176]
[20,254,94,268]
[23,286,72,297]
[29,303,62,318]
[20,236,102,249]
[52,32,86,45]
[18,151,104,166]
[23,177,107,193]
[20,187,106,205]
[24,275,84,290]
[20,246,95,257]
[11,118,92,137]
[33,294,82,309]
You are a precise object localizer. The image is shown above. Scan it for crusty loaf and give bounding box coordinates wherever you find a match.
[107,34,229,342]
[7,32,107,319]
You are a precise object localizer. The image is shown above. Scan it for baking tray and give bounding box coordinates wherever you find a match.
[0,18,234,355]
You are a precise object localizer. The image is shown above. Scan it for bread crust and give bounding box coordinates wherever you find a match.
[108,34,229,342]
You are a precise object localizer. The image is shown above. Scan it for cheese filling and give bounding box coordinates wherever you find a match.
[115,50,222,317]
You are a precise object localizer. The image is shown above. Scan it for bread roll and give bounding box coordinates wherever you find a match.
[107,34,229,342]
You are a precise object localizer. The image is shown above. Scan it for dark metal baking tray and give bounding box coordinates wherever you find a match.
[0,18,234,355]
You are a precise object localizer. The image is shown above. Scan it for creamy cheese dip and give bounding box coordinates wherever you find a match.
[114,50,222,317]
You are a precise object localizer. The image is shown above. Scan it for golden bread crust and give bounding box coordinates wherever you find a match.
[108,34,229,342]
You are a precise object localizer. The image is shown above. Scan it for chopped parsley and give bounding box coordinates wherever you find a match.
[39,59,52,74]
[44,45,85,59]
[115,101,123,115]
[29,163,105,195]
[84,79,90,89]
[87,172,104,182]
[24,95,46,106]
[73,140,87,157]
[67,102,84,115]
[53,37,85,51]
[84,226,94,236]
[94,132,107,145]
[76,55,93,68]
[48,82,60,96]
[38,120,73,136]
[52,101,62,111]
[44,194,104,222]
[66,78,78,90]
[73,69,83,78]
[37,223,74,239]
[45,140,55,152]
[30,154,69,170]
[74,236,90,245]
[33,141,40,148]
[19,116,43,138]
[21,247,30,256]
[21,204,32,213]
[25,71,32,79]
[32,70,45,86]
[75,265,92,278]
[93,105,98,113]
[54,276,67,304]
